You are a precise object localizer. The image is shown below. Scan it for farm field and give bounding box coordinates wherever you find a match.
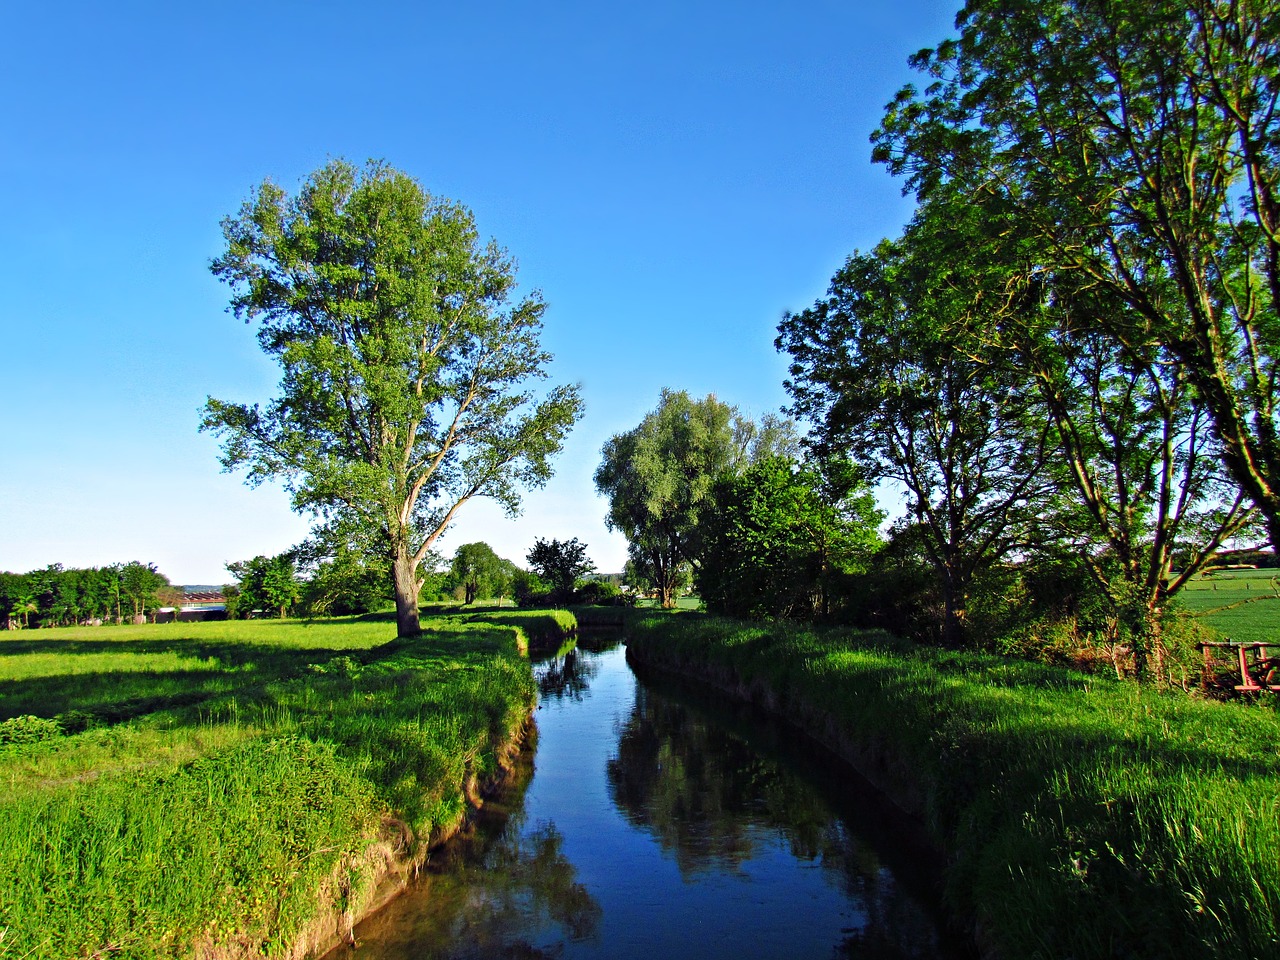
[1180,568,1280,645]
[0,609,563,960]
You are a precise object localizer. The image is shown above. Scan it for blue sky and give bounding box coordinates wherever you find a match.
[0,1,957,583]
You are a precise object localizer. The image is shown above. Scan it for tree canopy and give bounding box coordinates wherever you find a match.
[697,455,883,621]
[594,389,799,608]
[226,554,300,619]
[202,159,583,636]
[526,538,595,603]
[449,541,515,605]
[778,225,1049,646]
[873,0,1280,548]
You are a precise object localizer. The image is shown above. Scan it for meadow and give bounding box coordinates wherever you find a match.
[1179,567,1280,645]
[627,613,1280,960]
[0,608,571,960]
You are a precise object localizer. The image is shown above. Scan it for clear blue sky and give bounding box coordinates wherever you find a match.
[0,0,957,583]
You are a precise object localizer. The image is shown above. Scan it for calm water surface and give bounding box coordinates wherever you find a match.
[328,640,970,960]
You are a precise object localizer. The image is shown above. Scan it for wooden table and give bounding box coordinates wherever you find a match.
[1199,640,1280,692]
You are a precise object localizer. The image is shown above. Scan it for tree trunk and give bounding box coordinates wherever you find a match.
[392,550,422,638]
[939,566,967,648]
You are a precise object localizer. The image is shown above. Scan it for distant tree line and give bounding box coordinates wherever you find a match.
[0,563,173,628]
[0,534,620,629]
[219,534,620,620]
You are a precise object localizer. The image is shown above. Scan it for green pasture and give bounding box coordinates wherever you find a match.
[0,609,566,960]
[627,613,1280,960]
[1180,568,1280,644]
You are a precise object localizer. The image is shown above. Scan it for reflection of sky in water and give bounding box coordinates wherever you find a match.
[329,643,970,960]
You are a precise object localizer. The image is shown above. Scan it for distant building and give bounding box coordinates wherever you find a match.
[156,589,227,623]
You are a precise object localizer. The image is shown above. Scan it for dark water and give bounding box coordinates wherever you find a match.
[327,640,970,960]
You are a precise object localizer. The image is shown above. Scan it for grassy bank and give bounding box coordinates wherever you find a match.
[626,613,1280,960]
[0,609,572,960]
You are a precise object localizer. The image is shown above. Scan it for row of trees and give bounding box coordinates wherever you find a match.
[774,0,1280,676]
[443,537,612,606]
[219,535,612,619]
[0,563,174,628]
[0,533,613,628]
[593,0,1280,680]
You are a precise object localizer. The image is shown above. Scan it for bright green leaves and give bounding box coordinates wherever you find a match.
[203,159,583,636]
[873,0,1280,547]
[698,455,883,622]
[594,390,799,608]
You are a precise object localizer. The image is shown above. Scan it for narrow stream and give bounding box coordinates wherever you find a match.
[328,639,971,960]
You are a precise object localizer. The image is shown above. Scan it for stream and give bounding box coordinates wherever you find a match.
[326,638,971,959]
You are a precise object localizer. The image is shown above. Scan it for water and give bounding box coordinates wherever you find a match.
[328,640,970,960]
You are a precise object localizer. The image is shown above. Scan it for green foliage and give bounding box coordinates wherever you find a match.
[226,553,299,619]
[0,563,171,628]
[294,520,393,616]
[448,541,516,605]
[573,578,622,606]
[697,455,882,621]
[872,0,1280,550]
[628,613,1280,960]
[510,567,548,608]
[525,537,594,603]
[595,389,798,608]
[202,158,583,637]
[778,235,1047,646]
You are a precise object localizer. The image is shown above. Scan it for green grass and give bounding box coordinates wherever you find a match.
[1179,568,1280,644]
[627,613,1280,960]
[0,609,572,960]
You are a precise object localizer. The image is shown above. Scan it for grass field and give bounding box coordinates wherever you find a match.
[1179,568,1280,645]
[627,613,1280,960]
[0,609,568,960]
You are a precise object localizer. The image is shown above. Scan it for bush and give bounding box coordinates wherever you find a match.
[574,580,621,605]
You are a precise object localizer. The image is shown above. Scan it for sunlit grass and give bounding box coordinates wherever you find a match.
[1179,568,1280,644]
[0,610,567,960]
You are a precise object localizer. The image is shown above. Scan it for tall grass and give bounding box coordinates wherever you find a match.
[627,614,1280,960]
[0,610,565,959]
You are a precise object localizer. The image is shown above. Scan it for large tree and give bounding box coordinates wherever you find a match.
[874,0,1280,547]
[697,454,883,621]
[594,389,798,608]
[203,160,583,637]
[778,231,1050,646]
[449,541,513,605]
[1005,268,1259,676]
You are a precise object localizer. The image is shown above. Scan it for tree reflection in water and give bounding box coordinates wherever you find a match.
[607,680,954,959]
[536,645,598,703]
[329,644,966,960]
[329,761,601,960]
